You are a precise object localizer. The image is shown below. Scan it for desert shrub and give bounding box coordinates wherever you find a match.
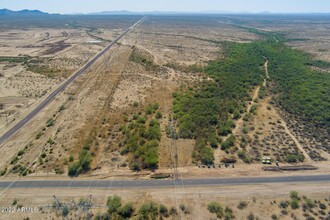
[250,104,258,114]
[271,214,278,220]
[237,201,248,210]
[17,150,25,157]
[35,132,42,139]
[319,203,326,210]
[107,195,122,214]
[303,197,314,210]
[179,204,190,215]
[67,149,91,176]
[237,150,247,159]
[281,209,288,215]
[47,138,55,145]
[290,199,300,209]
[68,162,80,176]
[233,109,241,119]
[318,210,326,215]
[0,168,7,176]
[207,202,223,218]
[290,191,299,200]
[137,116,146,124]
[54,166,64,174]
[243,113,252,121]
[138,202,159,220]
[46,118,55,127]
[208,134,218,148]
[61,204,70,217]
[58,105,65,112]
[118,203,134,218]
[286,154,304,163]
[169,207,178,216]
[221,135,235,150]
[145,103,159,115]
[155,112,162,119]
[159,204,169,217]
[247,213,255,220]
[224,207,234,220]
[279,201,289,209]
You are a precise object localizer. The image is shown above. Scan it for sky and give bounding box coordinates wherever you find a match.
[1,0,330,14]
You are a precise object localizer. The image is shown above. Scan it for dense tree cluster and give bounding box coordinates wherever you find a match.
[259,39,330,129]
[173,43,265,164]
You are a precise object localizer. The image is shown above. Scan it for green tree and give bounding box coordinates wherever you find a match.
[107,195,122,214]
[138,202,159,220]
[118,203,134,218]
[207,202,223,218]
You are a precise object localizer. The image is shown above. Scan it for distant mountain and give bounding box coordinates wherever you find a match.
[258,11,272,14]
[87,10,184,15]
[86,10,264,16]
[89,10,143,15]
[0,8,49,16]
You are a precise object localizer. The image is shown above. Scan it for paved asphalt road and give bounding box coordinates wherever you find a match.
[0,16,146,146]
[0,175,329,189]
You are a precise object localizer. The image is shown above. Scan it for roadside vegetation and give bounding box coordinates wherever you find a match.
[93,195,179,220]
[67,129,96,176]
[120,103,162,171]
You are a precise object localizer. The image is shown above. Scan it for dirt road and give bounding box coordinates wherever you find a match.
[263,60,311,161]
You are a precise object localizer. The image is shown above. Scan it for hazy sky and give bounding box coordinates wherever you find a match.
[1,0,330,14]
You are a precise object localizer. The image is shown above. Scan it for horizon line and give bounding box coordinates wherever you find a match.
[1,8,330,15]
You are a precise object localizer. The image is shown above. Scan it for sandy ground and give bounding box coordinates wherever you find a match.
[0,182,329,219]
[0,28,110,136]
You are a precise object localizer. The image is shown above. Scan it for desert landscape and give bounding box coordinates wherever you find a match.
[0,9,329,220]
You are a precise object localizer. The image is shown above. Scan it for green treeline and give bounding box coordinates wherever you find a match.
[173,43,265,164]
[259,40,330,128]
[173,35,330,164]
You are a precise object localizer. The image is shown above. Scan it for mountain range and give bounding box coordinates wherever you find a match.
[1,8,329,16]
[0,8,48,16]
